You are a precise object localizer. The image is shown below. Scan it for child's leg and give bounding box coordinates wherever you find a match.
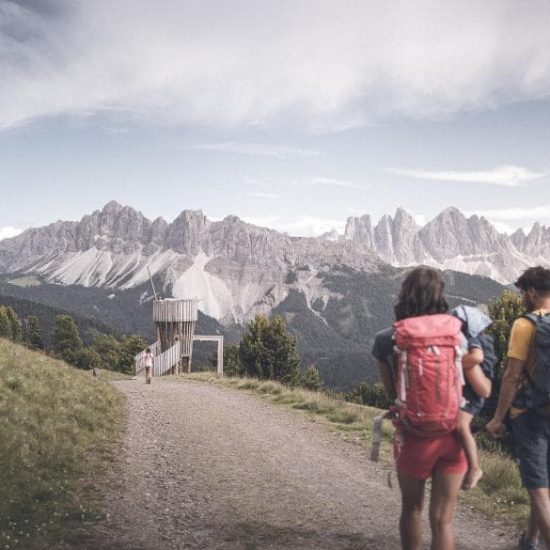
[456,410,483,490]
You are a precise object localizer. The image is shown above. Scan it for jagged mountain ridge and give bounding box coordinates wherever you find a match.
[0,201,545,325]
[0,201,382,323]
[344,206,545,283]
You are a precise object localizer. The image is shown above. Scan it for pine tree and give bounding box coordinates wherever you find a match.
[239,315,300,385]
[5,307,22,342]
[300,365,324,392]
[221,344,243,377]
[118,335,147,373]
[92,333,121,369]
[24,316,44,350]
[71,347,103,370]
[52,315,83,361]
[0,307,11,339]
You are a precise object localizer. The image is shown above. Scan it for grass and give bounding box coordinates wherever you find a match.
[0,338,125,549]
[181,371,530,527]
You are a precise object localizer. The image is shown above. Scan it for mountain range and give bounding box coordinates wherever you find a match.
[0,200,519,388]
[0,202,546,317]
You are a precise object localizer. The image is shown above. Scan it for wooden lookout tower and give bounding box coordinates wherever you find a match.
[136,297,223,377]
[153,298,198,372]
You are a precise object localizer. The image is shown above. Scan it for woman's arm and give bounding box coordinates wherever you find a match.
[464,364,492,399]
[378,360,396,401]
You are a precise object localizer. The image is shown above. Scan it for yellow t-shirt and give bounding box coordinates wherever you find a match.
[508,309,550,418]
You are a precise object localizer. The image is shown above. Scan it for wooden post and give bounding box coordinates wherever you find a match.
[217,336,224,376]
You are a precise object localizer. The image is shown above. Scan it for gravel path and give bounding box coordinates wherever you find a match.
[83,378,517,550]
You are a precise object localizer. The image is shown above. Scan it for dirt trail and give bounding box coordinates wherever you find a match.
[81,378,516,549]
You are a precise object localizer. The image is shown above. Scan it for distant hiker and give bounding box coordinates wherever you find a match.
[451,305,495,490]
[487,266,550,550]
[141,347,154,384]
[372,267,468,550]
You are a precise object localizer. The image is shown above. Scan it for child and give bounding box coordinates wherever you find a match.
[141,347,154,384]
[452,305,496,490]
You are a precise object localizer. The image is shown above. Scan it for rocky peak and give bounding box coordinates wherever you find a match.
[374,214,395,263]
[391,208,419,265]
[511,227,527,251]
[101,200,125,215]
[166,209,208,254]
[344,214,374,249]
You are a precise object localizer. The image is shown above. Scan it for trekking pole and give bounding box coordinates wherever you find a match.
[371,415,384,462]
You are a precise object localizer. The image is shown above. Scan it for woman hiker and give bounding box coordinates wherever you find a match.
[372,267,480,550]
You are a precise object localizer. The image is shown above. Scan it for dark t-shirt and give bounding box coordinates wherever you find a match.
[371,327,395,363]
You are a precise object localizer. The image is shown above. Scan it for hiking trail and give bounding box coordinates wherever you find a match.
[79,378,517,550]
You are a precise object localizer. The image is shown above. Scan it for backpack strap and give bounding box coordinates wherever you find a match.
[521,312,543,325]
[517,312,550,410]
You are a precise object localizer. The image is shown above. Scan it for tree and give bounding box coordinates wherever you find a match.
[4,307,22,342]
[300,365,323,392]
[24,316,44,350]
[52,315,83,361]
[487,290,525,379]
[0,307,12,339]
[92,333,121,369]
[0,306,22,342]
[222,344,243,377]
[118,335,147,373]
[239,315,301,385]
[71,347,103,370]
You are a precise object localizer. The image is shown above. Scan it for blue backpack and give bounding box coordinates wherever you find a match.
[520,312,550,415]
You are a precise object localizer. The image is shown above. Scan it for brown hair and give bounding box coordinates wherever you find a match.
[394,267,449,321]
[515,266,550,295]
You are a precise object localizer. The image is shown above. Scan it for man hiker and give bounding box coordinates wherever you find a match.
[487,266,550,550]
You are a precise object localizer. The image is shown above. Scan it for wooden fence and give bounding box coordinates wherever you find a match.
[152,340,182,377]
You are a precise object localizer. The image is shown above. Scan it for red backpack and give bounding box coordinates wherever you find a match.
[392,314,464,438]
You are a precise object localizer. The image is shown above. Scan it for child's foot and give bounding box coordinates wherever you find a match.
[462,467,483,490]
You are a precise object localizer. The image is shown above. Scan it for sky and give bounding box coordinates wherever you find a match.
[2,0,550,240]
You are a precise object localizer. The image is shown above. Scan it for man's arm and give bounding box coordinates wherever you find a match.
[486,357,526,438]
[378,360,396,402]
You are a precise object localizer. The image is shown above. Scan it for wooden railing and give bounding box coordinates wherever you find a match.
[152,340,182,377]
[135,340,183,377]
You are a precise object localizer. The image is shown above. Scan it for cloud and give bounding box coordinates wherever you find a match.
[491,221,515,235]
[308,177,367,189]
[4,1,550,131]
[0,226,24,241]
[241,215,345,237]
[100,125,128,135]
[183,142,319,160]
[386,165,545,187]
[414,214,427,226]
[469,204,550,221]
[247,192,281,199]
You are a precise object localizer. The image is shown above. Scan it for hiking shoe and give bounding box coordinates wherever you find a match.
[518,533,538,550]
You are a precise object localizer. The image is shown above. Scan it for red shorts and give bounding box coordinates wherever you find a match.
[394,430,467,480]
